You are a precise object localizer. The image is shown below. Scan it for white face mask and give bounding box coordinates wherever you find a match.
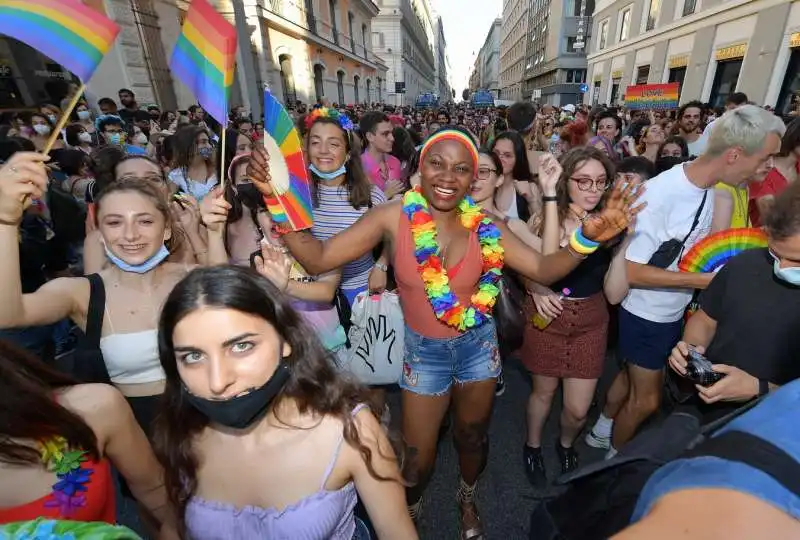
[134,133,148,145]
[78,132,93,144]
[77,110,91,121]
[33,124,51,136]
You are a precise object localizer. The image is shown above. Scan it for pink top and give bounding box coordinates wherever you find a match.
[393,213,483,339]
[360,152,402,192]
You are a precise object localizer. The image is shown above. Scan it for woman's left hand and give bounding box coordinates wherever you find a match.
[582,180,646,243]
[172,193,200,232]
[254,243,292,292]
[368,265,388,294]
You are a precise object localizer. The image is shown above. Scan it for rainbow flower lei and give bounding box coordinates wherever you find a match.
[402,186,504,331]
[39,436,93,516]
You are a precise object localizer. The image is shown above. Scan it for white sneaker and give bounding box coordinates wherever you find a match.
[585,429,611,450]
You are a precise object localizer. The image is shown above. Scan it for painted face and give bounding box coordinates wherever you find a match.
[567,158,609,212]
[97,190,171,264]
[308,121,348,173]
[420,139,475,211]
[173,307,291,400]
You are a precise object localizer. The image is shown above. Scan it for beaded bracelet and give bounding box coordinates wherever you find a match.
[264,196,289,224]
[569,226,600,256]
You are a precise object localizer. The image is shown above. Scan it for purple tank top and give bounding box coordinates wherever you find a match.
[184,405,367,540]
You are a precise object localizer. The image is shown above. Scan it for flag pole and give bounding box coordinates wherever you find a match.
[43,83,85,155]
[219,126,227,192]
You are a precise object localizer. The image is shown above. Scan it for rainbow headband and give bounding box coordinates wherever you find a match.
[420,129,479,173]
[304,107,355,131]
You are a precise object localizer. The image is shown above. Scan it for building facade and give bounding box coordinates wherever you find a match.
[585,0,800,112]
[0,0,389,114]
[469,18,503,98]
[371,0,436,106]
[522,0,593,105]
[433,15,452,102]
[500,0,530,100]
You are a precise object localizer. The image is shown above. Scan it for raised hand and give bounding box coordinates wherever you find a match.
[172,193,201,232]
[199,186,231,234]
[537,153,562,197]
[582,180,646,244]
[253,243,292,292]
[0,152,50,225]
[247,144,273,197]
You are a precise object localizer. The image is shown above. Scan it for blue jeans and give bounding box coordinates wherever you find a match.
[401,320,501,396]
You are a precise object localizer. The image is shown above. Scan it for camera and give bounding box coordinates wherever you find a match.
[685,347,725,387]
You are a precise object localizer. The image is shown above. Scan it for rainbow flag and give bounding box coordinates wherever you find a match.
[624,82,680,111]
[0,0,119,82]
[170,0,237,124]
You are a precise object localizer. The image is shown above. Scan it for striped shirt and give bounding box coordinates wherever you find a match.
[311,183,386,294]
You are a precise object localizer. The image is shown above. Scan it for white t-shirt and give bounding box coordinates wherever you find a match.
[690,119,716,157]
[622,163,713,323]
[168,168,218,201]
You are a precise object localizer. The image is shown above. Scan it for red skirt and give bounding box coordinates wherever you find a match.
[520,292,609,379]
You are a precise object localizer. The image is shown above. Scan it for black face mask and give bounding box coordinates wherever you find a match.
[237,183,265,209]
[182,360,291,429]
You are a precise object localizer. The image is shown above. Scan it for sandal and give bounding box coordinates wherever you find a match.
[457,478,485,540]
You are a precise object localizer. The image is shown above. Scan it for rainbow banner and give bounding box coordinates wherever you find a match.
[170,0,237,124]
[0,0,120,82]
[624,82,680,111]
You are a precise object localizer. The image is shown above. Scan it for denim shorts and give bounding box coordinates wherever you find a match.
[401,320,502,396]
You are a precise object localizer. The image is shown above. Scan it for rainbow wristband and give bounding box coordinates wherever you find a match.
[569,227,600,256]
[264,196,288,224]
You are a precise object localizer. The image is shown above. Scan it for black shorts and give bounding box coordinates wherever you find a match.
[618,308,682,371]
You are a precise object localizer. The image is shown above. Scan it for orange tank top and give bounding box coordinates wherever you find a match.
[394,212,483,339]
[0,457,116,525]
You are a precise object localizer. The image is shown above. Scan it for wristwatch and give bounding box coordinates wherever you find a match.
[543,195,558,202]
[758,378,770,397]
[374,262,388,272]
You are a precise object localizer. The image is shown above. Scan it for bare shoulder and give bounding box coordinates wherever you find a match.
[56,384,130,448]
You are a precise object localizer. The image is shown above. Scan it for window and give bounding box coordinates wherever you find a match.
[365,78,372,102]
[279,54,297,105]
[636,65,650,84]
[373,32,385,48]
[709,59,743,108]
[361,24,368,56]
[377,77,382,102]
[646,0,661,31]
[348,12,355,53]
[682,0,697,16]
[566,37,579,53]
[598,19,609,50]
[313,64,325,102]
[619,8,631,41]
[305,0,316,33]
[329,0,339,45]
[337,70,345,104]
[777,50,800,115]
[354,75,360,103]
[669,66,686,96]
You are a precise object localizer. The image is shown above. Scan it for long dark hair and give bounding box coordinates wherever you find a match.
[307,117,373,209]
[172,125,213,177]
[152,266,398,529]
[0,341,99,464]
[535,146,615,233]
[490,131,533,182]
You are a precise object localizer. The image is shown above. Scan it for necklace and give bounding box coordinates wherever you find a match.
[39,436,92,516]
[402,186,504,331]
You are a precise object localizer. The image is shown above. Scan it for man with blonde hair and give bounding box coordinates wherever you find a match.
[586,105,784,456]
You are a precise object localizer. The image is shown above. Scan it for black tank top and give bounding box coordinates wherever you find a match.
[550,247,612,298]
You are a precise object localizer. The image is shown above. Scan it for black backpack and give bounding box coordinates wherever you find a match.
[528,400,771,540]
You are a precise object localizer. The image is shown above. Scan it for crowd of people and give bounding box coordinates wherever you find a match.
[0,84,799,540]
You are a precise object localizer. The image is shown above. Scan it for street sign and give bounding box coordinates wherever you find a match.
[532,88,542,99]
[395,81,406,94]
[579,83,589,93]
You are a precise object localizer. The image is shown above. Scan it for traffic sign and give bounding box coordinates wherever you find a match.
[579,83,589,93]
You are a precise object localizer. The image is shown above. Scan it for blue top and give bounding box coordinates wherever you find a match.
[632,380,800,522]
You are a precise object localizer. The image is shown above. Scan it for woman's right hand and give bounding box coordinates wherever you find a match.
[199,186,231,233]
[538,153,562,197]
[532,290,563,320]
[0,152,49,225]
[248,144,273,196]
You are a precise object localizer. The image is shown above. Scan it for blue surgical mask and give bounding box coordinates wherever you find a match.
[77,110,91,121]
[104,244,170,273]
[770,250,800,285]
[107,133,122,146]
[198,146,213,160]
[309,163,347,181]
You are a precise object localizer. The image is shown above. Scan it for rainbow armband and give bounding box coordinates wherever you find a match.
[569,227,600,256]
[264,196,288,224]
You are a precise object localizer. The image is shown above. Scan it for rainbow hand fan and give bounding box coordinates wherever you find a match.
[262,89,313,231]
[679,227,767,273]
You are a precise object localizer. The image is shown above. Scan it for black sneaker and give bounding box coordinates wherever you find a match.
[523,445,547,487]
[556,443,579,475]
[495,374,506,397]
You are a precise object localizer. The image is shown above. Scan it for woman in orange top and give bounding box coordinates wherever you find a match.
[0,339,172,534]
[244,123,643,538]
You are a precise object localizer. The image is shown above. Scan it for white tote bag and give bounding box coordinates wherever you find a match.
[342,291,405,385]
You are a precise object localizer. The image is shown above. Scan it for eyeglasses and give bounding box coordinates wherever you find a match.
[570,177,610,192]
[477,167,497,180]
